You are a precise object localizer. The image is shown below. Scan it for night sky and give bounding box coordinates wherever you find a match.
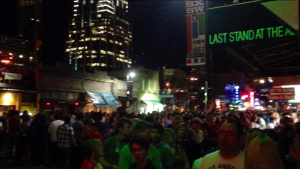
[27,0,188,70]
[0,0,242,73]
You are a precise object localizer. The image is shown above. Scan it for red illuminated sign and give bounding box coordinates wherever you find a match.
[268,87,295,101]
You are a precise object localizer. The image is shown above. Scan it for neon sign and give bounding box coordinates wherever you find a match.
[209,26,296,45]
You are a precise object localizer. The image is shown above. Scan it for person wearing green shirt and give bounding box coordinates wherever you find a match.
[102,118,132,169]
[151,122,174,169]
[118,121,162,169]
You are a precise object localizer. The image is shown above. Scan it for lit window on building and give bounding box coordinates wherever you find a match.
[72,22,75,25]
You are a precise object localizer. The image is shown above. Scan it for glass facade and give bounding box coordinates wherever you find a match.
[66,0,132,71]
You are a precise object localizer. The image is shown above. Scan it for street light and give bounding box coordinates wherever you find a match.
[260,79,265,84]
[129,72,136,78]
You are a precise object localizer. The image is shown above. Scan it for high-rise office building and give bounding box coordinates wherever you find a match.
[17,0,42,57]
[0,0,42,69]
[65,0,132,71]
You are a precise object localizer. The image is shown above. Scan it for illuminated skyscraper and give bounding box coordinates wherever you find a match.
[65,0,132,71]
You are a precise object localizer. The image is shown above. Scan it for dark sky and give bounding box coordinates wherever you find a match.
[40,0,188,69]
[0,0,240,73]
[128,1,187,69]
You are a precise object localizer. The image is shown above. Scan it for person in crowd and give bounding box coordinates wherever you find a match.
[70,145,102,169]
[98,114,110,140]
[20,110,32,159]
[197,121,245,169]
[175,123,187,144]
[266,116,277,129]
[118,121,162,169]
[162,128,190,169]
[109,115,118,135]
[249,114,259,129]
[82,138,104,167]
[289,122,300,168]
[170,115,183,130]
[72,114,84,145]
[56,115,77,168]
[190,117,204,144]
[245,132,284,169]
[102,118,132,169]
[129,136,157,169]
[256,113,266,130]
[8,110,21,161]
[89,123,104,142]
[160,117,165,128]
[165,113,173,128]
[183,116,191,128]
[47,112,64,165]
[150,122,174,169]
[240,117,250,131]
[291,112,298,124]
[28,113,48,166]
[219,116,228,126]
[204,112,220,140]
[201,124,216,156]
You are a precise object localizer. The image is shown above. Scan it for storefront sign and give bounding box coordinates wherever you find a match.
[268,87,295,101]
[4,72,22,80]
[209,26,296,45]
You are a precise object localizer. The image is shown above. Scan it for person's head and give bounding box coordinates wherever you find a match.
[161,117,165,123]
[88,123,98,133]
[162,128,175,145]
[115,118,132,137]
[239,117,249,130]
[206,112,214,123]
[70,145,95,169]
[23,110,28,116]
[175,123,188,140]
[132,121,152,140]
[129,136,150,163]
[167,113,173,120]
[191,117,201,130]
[250,114,257,122]
[218,120,243,154]
[269,117,276,123]
[245,133,284,169]
[172,115,183,129]
[257,113,263,119]
[151,122,164,143]
[155,116,161,123]
[64,115,71,124]
[220,116,228,125]
[202,126,212,138]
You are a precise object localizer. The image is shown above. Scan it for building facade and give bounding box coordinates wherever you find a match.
[108,67,162,113]
[17,0,42,57]
[65,0,132,71]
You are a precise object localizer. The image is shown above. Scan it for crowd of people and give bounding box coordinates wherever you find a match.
[0,108,300,169]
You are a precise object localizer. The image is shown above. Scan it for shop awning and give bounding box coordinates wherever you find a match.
[87,92,121,108]
[142,100,163,106]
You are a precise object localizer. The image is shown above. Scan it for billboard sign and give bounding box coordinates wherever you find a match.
[186,0,206,66]
[268,87,295,101]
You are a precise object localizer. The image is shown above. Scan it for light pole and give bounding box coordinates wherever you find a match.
[126,71,136,111]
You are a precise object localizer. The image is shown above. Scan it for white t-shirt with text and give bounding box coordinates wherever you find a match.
[198,150,244,169]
